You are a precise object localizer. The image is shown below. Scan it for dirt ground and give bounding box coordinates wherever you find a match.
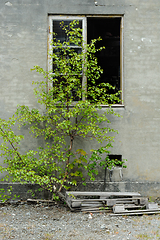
[0,202,160,240]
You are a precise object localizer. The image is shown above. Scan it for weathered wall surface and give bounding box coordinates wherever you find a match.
[1,0,160,196]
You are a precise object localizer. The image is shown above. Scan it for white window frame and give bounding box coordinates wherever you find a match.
[48,15,123,105]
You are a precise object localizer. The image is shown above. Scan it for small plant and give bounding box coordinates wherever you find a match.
[99,206,109,210]
[0,187,12,203]
[148,196,154,202]
[0,186,19,202]
[68,193,76,199]
[0,21,124,201]
[43,233,54,240]
[136,233,152,239]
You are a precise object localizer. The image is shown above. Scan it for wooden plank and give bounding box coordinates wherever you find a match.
[82,209,110,213]
[113,207,160,214]
[83,210,111,213]
[114,200,137,204]
[27,199,54,203]
[81,207,109,212]
[71,199,105,202]
[124,205,145,209]
[70,197,144,202]
[110,211,160,216]
[72,202,104,208]
[66,191,141,197]
[81,203,104,207]
[71,198,132,201]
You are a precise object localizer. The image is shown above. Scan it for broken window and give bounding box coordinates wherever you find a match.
[48,15,123,103]
[108,154,122,167]
[87,17,121,99]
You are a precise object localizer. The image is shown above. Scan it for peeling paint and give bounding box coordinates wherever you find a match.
[5,2,12,7]
[94,0,105,7]
[141,38,152,43]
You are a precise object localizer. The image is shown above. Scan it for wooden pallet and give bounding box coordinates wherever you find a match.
[112,202,160,216]
[65,191,143,212]
[111,206,160,216]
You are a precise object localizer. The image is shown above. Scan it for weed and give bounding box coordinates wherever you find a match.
[136,233,151,239]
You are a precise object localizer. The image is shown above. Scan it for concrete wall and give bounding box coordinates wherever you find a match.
[1,0,160,196]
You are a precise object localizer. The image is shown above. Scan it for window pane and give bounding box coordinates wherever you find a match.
[52,47,82,73]
[53,20,82,44]
[52,76,82,101]
[87,17,121,100]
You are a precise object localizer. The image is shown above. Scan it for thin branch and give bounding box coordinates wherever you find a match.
[58,135,74,192]
[0,127,22,161]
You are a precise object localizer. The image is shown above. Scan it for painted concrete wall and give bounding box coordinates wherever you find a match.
[1,0,160,195]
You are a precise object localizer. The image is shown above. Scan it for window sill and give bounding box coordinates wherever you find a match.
[56,103,125,108]
[101,104,125,108]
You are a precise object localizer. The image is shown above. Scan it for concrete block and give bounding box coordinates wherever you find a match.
[106,199,117,206]
[107,168,123,182]
[146,203,158,210]
[71,201,81,208]
[113,204,125,213]
[139,198,148,206]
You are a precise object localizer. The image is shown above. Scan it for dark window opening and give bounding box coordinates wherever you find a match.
[108,154,122,167]
[87,17,121,99]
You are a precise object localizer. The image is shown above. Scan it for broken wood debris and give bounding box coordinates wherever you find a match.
[27,198,54,203]
[65,191,160,215]
[111,204,160,216]
[27,198,55,206]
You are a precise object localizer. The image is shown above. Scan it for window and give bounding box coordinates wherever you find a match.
[48,15,123,103]
[108,154,123,167]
